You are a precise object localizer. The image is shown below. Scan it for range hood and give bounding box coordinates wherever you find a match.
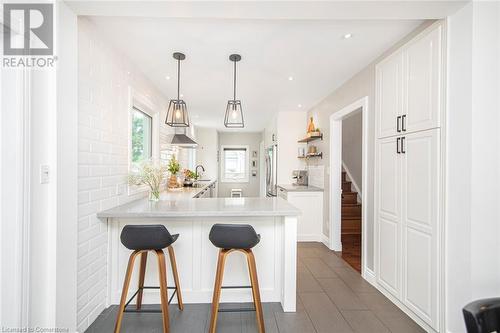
[171,133,198,148]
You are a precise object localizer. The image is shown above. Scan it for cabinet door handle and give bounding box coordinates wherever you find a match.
[397,116,402,132]
[402,115,407,132]
[396,137,401,154]
[401,136,406,154]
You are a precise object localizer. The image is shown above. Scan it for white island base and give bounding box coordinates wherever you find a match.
[100,198,299,312]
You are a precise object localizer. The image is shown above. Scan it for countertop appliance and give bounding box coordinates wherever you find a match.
[265,145,278,197]
[292,170,308,186]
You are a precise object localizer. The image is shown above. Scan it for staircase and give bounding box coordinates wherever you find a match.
[341,171,361,272]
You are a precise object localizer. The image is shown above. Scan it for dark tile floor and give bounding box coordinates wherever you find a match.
[85,242,424,333]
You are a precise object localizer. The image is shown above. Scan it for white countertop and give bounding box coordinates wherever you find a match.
[157,179,216,200]
[277,184,324,192]
[97,196,300,219]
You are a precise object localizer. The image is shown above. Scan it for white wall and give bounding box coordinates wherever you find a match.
[77,18,172,332]
[306,21,435,271]
[195,127,218,180]
[218,132,262,197]
[341,110,362,193]
[276,111,307,185]
[446,2,500,332]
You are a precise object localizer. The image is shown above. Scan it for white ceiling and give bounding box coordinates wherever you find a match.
[87,16,423,131]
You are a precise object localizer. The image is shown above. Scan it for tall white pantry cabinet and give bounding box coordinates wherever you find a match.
[374,22,444,332]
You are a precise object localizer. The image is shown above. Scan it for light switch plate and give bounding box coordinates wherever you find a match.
[40,165,50,184]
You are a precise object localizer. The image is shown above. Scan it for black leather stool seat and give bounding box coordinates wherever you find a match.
[209,224,260,250]
[120,225,178,250]
[463,297,500,333]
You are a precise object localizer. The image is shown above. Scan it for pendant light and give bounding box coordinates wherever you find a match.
[224,54,244,128]
[166,52,190,127]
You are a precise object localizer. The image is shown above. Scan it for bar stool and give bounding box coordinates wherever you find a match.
[463,298,500,333]
[114,225,183,333]
[208,224,265,333]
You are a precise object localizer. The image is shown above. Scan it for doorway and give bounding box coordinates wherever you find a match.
[329,97,369,275]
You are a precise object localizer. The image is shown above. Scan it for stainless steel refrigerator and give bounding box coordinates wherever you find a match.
[265,145,278,197]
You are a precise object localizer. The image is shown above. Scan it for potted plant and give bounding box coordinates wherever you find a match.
[128,161,167,201]
[167,156,181,189]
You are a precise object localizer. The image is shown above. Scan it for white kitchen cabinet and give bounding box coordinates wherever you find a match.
[375,136,402,298]
[403,25,442,134]
[376,50,403,139]
[374,21,444,332]
[376,23,443,139]
[401,129,440,326]
[278,187,323,242]
[375,129,441,330]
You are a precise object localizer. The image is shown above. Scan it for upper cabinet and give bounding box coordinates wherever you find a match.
[376,51,403,138]
[376,24,443,139]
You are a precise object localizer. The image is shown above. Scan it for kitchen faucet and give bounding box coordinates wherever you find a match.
[195,165,205,179]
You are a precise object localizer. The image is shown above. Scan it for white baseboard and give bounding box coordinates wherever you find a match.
[372,282,438,333]
[362,267,376,286]
[321,235,330,249]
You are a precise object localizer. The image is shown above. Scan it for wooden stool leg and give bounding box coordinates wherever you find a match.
[209,249,228,333]
[246,249,265,333]
[167,246,184,310]
[136,252,148,310]
[155,250,170,333]
[114,250,140,333]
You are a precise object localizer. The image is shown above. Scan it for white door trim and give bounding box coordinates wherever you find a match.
[329,96,369,276]
[0,64,31,328]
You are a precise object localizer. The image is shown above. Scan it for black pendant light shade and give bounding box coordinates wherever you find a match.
[224,54,244,128]
[166,52,190,127]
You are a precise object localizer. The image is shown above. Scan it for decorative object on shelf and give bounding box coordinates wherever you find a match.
[252,160,257,168]
[166,52,190,127]
[224,54,244,128]
[252,150,258,158]
[167,156,181,189]
[128,160,168,202]
[307,116,316,133]
[298,147,306,157]
[251,170,257,177]
[308,145,318,154]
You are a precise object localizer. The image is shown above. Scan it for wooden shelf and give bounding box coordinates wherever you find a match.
[298,153,323,159]
[298,133,323,143]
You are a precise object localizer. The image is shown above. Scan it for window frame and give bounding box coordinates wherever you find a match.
[130,106,153,164]
[127,88,159,196]
[220,145,250,183]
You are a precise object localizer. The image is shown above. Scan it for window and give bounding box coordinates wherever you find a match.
[131,107,152,163]
[221,145,249,182]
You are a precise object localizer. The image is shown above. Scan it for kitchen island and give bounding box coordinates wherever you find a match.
[97,189,300,312]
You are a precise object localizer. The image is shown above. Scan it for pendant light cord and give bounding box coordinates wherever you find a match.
[233,59,237,101]
[177,58,181,101]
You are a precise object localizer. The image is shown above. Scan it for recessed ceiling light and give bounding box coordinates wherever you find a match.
[288,76,294,81]
[165,76,171,80]
[127,71,131,75]
[343,33,353,39]
[298,104,302,108]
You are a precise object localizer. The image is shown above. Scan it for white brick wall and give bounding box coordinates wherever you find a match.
[77,18,174,332]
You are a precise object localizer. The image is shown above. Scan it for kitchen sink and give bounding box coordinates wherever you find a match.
[192,180,211,188]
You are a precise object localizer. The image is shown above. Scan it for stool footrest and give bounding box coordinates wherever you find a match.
[218,307,256,313]
[123,286,178,310]
[221,285,252,289]
[124,309,163,313]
